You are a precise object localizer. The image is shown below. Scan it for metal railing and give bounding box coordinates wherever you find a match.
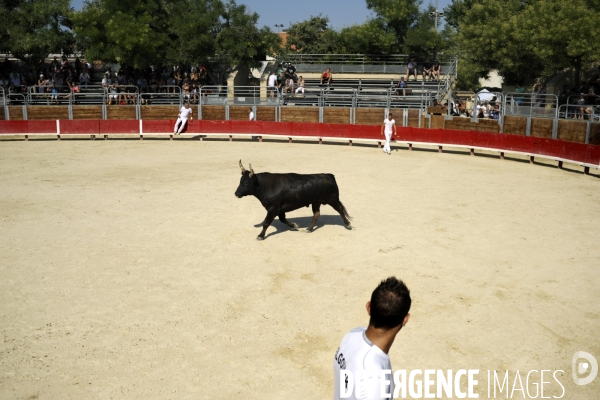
[139,85,182,105]
[558,104,597,121]
[503,92,558,119]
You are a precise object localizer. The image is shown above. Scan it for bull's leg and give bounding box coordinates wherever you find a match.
[329,198,352,227]
[278,212,299,230]
[257,211,277,240]
[306,203,321,233]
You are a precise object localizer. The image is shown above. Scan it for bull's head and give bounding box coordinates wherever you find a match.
[235,160,257,198]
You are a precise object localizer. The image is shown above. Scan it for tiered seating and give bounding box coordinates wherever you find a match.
[280,78,442,108]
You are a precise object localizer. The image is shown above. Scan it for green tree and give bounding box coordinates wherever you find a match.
[455,1,543,86]
[521,0,600,87]
[285,15,341,54]
[72,0,169,68]
[207,0,281,84]
[0,0,75,70]
[365,0,422,49]
[73,0,280,84]
[338,19,396,54]
[403,5,448,57]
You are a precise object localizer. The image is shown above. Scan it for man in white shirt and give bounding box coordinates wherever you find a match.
[381,114,396,155]
[249,108,257,140]
[334,277,411,400]
[268,71,277,98]
[174,103,193,134]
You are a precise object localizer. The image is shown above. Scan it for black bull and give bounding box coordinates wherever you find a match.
[234,161,352,240]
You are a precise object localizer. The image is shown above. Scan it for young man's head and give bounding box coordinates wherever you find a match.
[367,277,411,330]
[184,103,189,108]
[388,113,393,120]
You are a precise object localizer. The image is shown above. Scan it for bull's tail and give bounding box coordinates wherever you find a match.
[339,201,352,222]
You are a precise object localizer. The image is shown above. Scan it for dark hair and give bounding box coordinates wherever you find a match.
[369,277,411,330]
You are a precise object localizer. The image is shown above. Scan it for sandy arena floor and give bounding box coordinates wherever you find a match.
[0,137,599,399]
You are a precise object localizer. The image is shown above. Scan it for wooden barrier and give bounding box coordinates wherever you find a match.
[407,110,420,128]
[7,106,25,120]
[140,105,179,120]
[590,123,600,146]
[323,108,351,124]
[355,108,384,125]
[444,118,500,133]
[431,115,445,129]
[503,115,527,135]
[26,106,68,120]
[530,118,553,139]
[201,105,226,120]
[256,106,276,122]
[107,106,136,120]
[281,107,319,123]
[557,120,587,143]
[72,106,103,120]
[0,107,5,120]
[229,106,251,121]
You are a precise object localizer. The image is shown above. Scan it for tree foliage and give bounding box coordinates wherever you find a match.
[447,0,600,87]
[365,0,421,49]
[72,0,280,83]
[0,0,76,69]
[285,15,341,54]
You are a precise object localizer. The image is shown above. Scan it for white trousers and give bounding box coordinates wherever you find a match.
[174,117,188,133]
[383,131,392,153]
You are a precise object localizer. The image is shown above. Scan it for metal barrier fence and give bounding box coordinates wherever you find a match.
[558,104,597,121]
[503,92,558,118]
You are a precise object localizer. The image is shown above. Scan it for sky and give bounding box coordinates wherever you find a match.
[70,0,453,31]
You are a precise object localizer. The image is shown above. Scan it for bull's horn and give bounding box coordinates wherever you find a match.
[249,163,255,177]
[239,159,246,173]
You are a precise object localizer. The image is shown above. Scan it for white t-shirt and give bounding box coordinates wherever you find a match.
[179,106,192,119]
[249,111,254,121]
[334,327,394,400]
[268,74,277,87]
[383,119,395,135]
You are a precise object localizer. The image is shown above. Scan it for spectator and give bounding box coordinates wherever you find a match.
[199,65,207,86]
[431,60,441,80]
[395,76,408,96]
[490,102,501,120]
[277,71,285,93]
[166,74,175,93]
[268,71,277,98]
[37,74,47,93]
[406,58,417,81]
[0,76,9,93]
[50,82,59,105]
[101,72,110,88]
[295,76,305,95]
[514,85,525,106]
[9,71,21,92]
[422,59,433,81]
[285,63,297,83]
[285,77,294,94]
[79,68,90,89]
[320,68,333,86]
[75,58,82,77]
[108,81,118,105]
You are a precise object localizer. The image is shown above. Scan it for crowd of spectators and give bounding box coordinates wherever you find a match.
[0,56,213,105]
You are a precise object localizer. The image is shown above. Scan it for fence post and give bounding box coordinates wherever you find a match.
[525,117,531,136]
[68,97,73,120]
[319,106,323,123]
[552,118,558,139]
[585,121,591,144]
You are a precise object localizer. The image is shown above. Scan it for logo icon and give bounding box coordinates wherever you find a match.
[572,351,598,386]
